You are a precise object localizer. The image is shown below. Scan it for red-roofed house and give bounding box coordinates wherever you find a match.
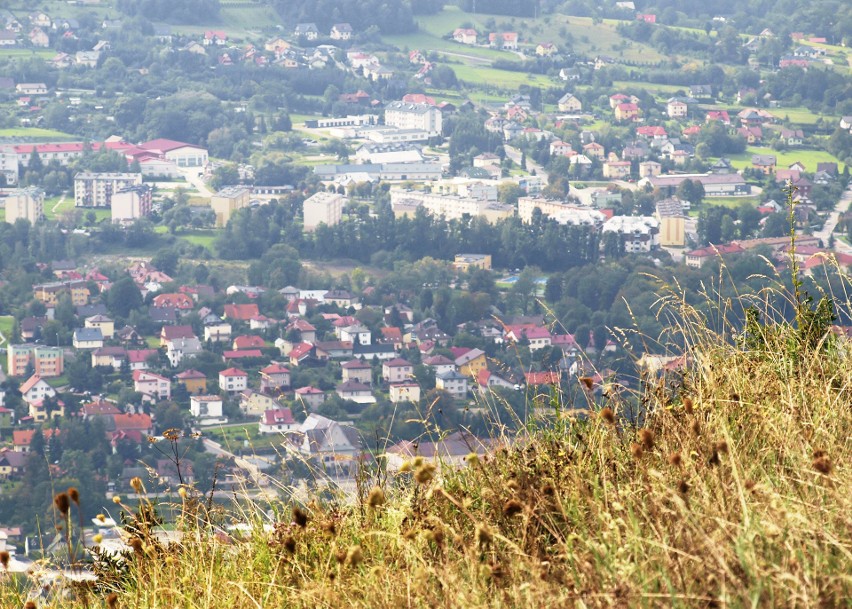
[504,325,553,351]
[260,363,291,393]
[176,369,207,394]
[636,125,667,139]
[152,293,194,310]
[382,358,413,383]
[203,30,227,45]
[453,28,477,45]
[223,303,259,321]
[615,103,640,122]
[128,348,159,370]
[525,371,561,386]
[706,110,730,125]
[13,428,60,452]
[20,374,55,405]
[288,342,314,366]
[294,386,325,409]
[139,138,207,168]
[233,335,265,350]
[112,413,153,436]
[160,325,195,347]
[223,349,263,360]
[219,367,248,393]
[133,370,171,400]
[341,359,372,384]
[259,408,297,434]
[685,243,745,268]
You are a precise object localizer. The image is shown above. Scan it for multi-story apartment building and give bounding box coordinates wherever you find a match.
[111,184,153,223]
[303,191,345,232]
[3,188,44,224]
[383,102,443,137]
[7,344,65,377]
[33,280,90,307]
[74,172,143,207]
[210,186,251,228]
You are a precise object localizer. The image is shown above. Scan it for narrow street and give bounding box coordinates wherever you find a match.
[815,185,852,255]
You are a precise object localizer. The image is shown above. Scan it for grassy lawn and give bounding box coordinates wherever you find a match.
[178,229,221,250]
[612,80,686,96]
[452,63,553,89]
[45,375,69,389]
[0,49,53,60]
[0,315,14,347]
[205,423,281,452]
[698,196,762,209]
[0,127,77,139]
[43,195,75,221]
[726,147,847,173]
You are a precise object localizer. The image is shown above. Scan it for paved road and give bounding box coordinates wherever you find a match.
[50,194,66,214]
[815,185,852,254]
[505,145,549,182]
[179,168,213,198]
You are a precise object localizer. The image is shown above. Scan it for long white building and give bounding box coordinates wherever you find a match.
[384,102,443,137]
[389,189,513,223]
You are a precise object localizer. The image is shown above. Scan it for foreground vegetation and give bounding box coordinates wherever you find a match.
[1,267,850,608]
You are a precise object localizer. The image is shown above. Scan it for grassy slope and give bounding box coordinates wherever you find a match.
[5,283,850,608]
[728,146,848,172]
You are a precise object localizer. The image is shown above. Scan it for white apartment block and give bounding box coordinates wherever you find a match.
[303,191,345,232]
[74,172,142,207]
[390,189,514,223]
[384,102,443,137]
[111,185,153,224]
[601,216,660,252]
[3,188,44,224]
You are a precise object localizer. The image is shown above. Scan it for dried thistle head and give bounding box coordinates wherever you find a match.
[54,492,70,516]
[0,550,9,569]
[630,443,644,460]
[668,452,682,467]
[346,545,363,567]
[677,480,690,495]
[130,477,144,494]
[96,513,106,523]
[107,593,119,609]
[812,453,833,475]
[367,486,385,509]
[715,441,728,454]
[292,506,309,528]
[475,524,493,548]
[639,429,654,451]
[128,537,144,556]
[579,376,594,391]
[502,499,524,518]
[414,462,437,484]
[682,396,694,414]
[25,602,37,609]
[67,487,80,505]
[599,407,616,425]
[283,536,296,554]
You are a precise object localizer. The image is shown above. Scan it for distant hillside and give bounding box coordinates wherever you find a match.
[270,0,443,35]
[116,0,222,24]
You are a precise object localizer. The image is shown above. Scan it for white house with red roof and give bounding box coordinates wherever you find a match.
[232,335,265,350]
[203,30,227,46]
[294,386,325,409]
[341,359,372,384]
[259,408,298,434]
[223,303,259,321]
[189,396,224,423]
[453,28,477,45]
[127,348,158,370]
[382,358,413,383]
[504,325,553,351]
[133,370,171,401]
[219,367,248,393]
[20,374,55,405]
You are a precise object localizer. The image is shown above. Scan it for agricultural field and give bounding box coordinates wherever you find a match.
[0,128,77,140]
[727,146,847,172]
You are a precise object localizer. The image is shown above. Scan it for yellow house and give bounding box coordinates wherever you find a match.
[455,348,487,377]
[453,254,492,272]
[85,314,115,339]
[33,280,90,307]
[210,186,251,228]
[176,369,208,395]
[29,399,66,423]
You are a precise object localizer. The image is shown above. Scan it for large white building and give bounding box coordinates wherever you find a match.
[303,191,345,232]
[384,102,443,138]
[74,172,142,207]
[390,189,513,223]
[3,188,44,224]
[111,184,153,224]
[138,139,208,168]
[0,146,19,185]
[601,216,660,252]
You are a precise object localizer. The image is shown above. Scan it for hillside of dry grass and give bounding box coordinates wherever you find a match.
[2,283,851,609]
